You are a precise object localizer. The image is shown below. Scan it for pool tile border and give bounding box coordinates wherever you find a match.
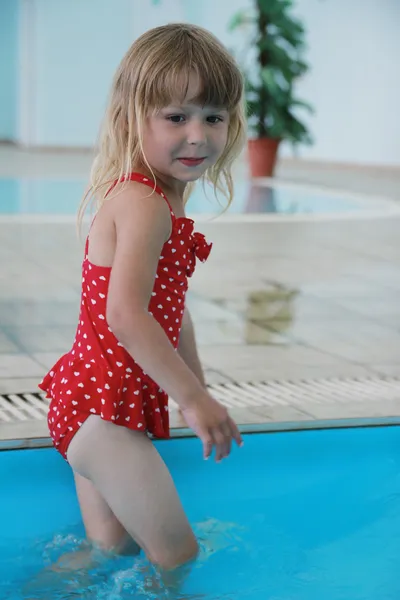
[1,408,400,452]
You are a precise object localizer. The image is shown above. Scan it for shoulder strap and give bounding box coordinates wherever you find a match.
[106,172,175,218]
[85,173,175,259]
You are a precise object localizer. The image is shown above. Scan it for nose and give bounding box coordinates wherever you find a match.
[186,119,207,145]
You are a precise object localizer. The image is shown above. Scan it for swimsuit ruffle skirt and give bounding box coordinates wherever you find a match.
[39,173,212,460]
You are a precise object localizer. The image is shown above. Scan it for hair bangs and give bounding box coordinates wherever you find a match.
[78,24,247,231]
[143,33,243,112]
[190,62,243,111]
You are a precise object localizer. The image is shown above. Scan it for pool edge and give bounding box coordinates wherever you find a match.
[1,415,400,452]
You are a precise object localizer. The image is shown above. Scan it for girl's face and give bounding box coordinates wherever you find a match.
[141,73,230,184]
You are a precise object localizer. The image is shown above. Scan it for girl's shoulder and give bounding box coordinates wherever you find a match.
[107,173,175,218]
[87,177,174,268]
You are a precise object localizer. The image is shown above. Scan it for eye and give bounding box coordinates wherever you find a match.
[167,115,185,124]
[207,115,224,124]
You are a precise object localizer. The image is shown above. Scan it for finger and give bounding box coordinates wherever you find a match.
[212,430,226,463]
[228,417,243,447]
[221,422,232,458]
[202,435,214,461]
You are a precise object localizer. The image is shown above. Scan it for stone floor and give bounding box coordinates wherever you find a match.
[1,143,399,202]
[1,217,399,383]
[277,160,400,203]
[1,145,400,444]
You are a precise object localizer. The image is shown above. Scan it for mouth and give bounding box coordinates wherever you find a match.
[177,157,206,167]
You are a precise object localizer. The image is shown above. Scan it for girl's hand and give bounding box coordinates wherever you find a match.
[181,394,243,462]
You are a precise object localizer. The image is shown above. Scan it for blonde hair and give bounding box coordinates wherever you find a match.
[78,23,247,228]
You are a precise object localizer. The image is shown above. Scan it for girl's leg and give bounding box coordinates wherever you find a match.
[73,472,140,556]
[66,415,199,571]
[50,470,140,574]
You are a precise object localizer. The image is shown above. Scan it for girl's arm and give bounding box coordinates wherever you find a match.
[106,183,242,461]
[178,308,207,388]
[106,184,202,407]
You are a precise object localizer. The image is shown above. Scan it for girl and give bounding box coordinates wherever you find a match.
[39,22,246,573]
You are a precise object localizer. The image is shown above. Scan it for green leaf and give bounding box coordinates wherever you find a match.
[231,0,313,142]
[246,100,261,118]
[244,78,261,96]
[260,68,277,92]
[263,40,293,69]
[291,99,315,114]
[257,0,293,18]
[228,10,254,31]
[274,13,305,46]
[290,59,308,77]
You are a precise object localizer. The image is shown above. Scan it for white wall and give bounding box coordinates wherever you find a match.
[18,0,136,147]
[181,0,400,166]
[291,0,400,165]
[17,0,190,147]
[10,0,400,165]
[0,0,19,140]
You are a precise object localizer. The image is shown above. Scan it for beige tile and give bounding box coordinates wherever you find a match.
[0,355,46,378]
[0,419,49,441]
[0,284,79,301]
[300,280,389,299]
[0,331,21,354]
[199,344,353,371]
[303,400,400,420]
[215,367,277,382]
[169,406,269,429]
[276,158,400,203]
[368,364,400,377]
[0,377,43,394]
[0,144,92,178]
[272,318,382,338]
[0,179,399,397]
[228,407,271,425]
[346,265,400,293]
[31,352,63,370]
[195,321,288,346]
[273,320,400,364]
[251,404,314,423]
[332,297,400,321]
[191,278,267,301]
[4,325,75,353]
[309,340,400,365]
[204,369,234,385]
[186,294,240,323]
[0,300,80,327]
[222,294,356,323]
[218,364,372,383]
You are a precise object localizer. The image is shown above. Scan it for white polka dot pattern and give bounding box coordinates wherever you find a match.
[39,173,212,459]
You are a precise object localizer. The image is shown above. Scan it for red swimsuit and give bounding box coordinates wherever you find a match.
[39,173,212,460]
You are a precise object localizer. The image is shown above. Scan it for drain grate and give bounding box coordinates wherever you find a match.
[0,393,50,422]
[199,376,400,409]
[1,375,399,423]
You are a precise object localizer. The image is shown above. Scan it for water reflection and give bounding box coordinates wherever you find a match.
[244,284,298,343]
[0,177,371,216]
[245,185,279,213]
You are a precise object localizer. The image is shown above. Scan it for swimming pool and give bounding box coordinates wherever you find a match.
[0,177,389,216]
[1,425,399,599]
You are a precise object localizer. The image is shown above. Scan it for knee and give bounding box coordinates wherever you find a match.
[148,534,199,571]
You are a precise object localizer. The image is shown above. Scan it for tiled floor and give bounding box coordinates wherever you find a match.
[0,146,400,443]
[277,159,400,203]
[1,144,400,203]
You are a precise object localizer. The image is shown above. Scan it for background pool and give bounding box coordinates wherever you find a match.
[1,426,400,599]
[0,177,370,216]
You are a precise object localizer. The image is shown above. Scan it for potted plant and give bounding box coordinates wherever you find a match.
[229,0,313,177]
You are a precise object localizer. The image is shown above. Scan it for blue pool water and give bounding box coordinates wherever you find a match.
[1,426,400,599]
[0,177,367,215]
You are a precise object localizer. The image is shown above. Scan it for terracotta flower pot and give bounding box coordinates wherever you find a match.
[247,137,281,178]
